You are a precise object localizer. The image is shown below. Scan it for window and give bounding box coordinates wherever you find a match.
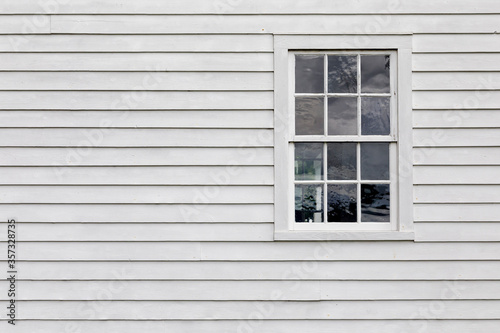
[274,35,414,240]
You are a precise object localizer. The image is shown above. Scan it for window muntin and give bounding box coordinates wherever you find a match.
[292,51,397,231]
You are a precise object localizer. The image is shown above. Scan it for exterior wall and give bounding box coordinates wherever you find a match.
[1,1,500,332]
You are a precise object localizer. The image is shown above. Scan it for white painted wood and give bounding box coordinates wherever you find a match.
[0,166,274,185]
[413,110,500,128]
[415,204,500,222]
[0,110,274,128]
[0,52,273,71]
[0,34,274,52]
[0,147,274,166]
[413,91,500,110]
[414,73,500,90]
[48,15,500,34]
[0,72,273,91]
[3,320,500,333]
[414,185,500,203]
[0,204,274,222]
[414,129,500,147]
[416,223,500,242]
[414,53,500,72]
[414,34,500,52]
[0,223,274,241]
[0,280,497,301]
[414,166,500,184]
[15,260,500,280]
[0,91,273,110]
[4,0,500,14]
[0,185,273,204]
[414,147,500,165]
[11,300,500,320]
[0,15,49,33]
[0,128,274,147]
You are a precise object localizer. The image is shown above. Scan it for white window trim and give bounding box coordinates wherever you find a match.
[274,34,414,241]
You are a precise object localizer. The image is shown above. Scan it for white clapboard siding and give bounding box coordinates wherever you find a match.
[0,53,273,71]
[413,110,500,128]
[0,91,273,110]
[415,204,500,222]
[49,15,500,34]
[414,129,500,147]
[413,91,500,110]
[0,72,273,90]
[0,280,498,301]
[2,321,500,333]
[0,223,274,242]
[0,15,50,33]
[413,73,500,90]
[0,128,274,147]
[10,300,500,320]
[0,35,274,52]
[416,223,500,242]
[414,185,500,203]
[413,53,500,72]
[414,166,500,185]
[0,204,274,222]
[4,0,500,14]
[0,147,274,166]
[2,242,500,261]
[0,110,274,128]
[414,33,500,53]
[0,185,273,204]
[414,147,500,165]
[13,261,500,280]
[0,166,274,185]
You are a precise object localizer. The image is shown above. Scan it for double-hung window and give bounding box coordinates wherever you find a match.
[274,35,414,240]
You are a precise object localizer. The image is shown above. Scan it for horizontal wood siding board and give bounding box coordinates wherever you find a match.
[415,204,500,222]
[0,15,50,33]
[414,185,500,203]
[414,34,500,52]
[414,148,500,165]
[0,280,498,301]
[414,129,500,147]
[413,110,500,128]
[0,147,274,166]
[414,166,500,185]
[4,0,500,14]
[0,128,274,147]
[413,54,500,72]
[0,166,274,185]
[416,223,500,242]
[0,91,274,110]
[0,34,275,52]
[413,73,500,90]
[47,15,500,34]
[11,300,500,320]
[413,91,500,109]
[0,204,274,223]
[0,53,273,71]
[14,260,500,280]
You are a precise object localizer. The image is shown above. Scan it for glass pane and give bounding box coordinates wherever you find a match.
[328,55,357,93]
[361,184,390,222]
[295,184,324,223]
[295,97,324,135]
[295,143,323,180]
[327,143,357,180]
[328,97,357,135]
[295,55,324,93]
[361,143,390,180]
[361,97,390,135]
[327,184,357,222]
[361,55,390,93]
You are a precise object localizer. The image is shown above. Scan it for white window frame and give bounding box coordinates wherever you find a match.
[274,34,414,241]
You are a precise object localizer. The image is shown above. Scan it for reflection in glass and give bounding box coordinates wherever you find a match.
[361,55,390,93]
[327,143,357,180]
[328,55,357,93]
[328,97,357,135]
[295,97,324,135]
[295,184,324,223]
[361,143,390,180]
[328,184,357,222]
[295,55,324,93]
[361,184,390,222]
[295,143,323,180]
[361,97,390,135]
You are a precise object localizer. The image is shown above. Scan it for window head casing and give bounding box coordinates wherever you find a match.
[274,34,414,241]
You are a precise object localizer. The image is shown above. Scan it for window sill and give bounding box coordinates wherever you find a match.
[274,231,415,241]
